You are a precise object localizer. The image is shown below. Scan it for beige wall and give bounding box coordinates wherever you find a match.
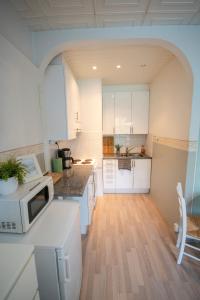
[149,57,192,141]
[151,144,188,226]
[148,57,193,227]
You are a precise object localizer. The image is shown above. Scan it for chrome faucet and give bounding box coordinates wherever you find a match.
[125,145,137,156]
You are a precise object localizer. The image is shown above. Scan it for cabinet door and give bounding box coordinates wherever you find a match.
[57,212,82,300]
[43,65,68,140]
[8,255,38,300]
[73,79,81,132]
[132,90,149,134]
[115,92,132,134]
[103,92,115,134]
[133,159,151,190]
[64,63,78,140]
[87,175,94,224]
[115,160,133,192]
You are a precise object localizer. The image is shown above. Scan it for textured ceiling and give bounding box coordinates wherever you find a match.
[10,0,200,31]
[63,44,174,84]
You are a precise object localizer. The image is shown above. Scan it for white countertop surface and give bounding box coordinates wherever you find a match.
[0,200,80,249]
[0,243,34,300]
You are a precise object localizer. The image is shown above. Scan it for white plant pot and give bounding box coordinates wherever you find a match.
[0,177,18,195]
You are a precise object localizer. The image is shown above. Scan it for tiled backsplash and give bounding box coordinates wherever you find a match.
[114,134,146,153]
[0,144,46,174]
[50,134,146,164]
[50,132,103,167]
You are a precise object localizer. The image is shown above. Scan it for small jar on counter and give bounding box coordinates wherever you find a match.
[141,145,146,155]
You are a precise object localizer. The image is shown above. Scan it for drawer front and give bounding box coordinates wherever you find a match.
[8,255,38,300]
[103,159,116,167]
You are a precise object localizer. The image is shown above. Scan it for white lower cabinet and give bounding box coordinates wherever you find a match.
[0,244,39,300]
[103,159,151,193]
[8,255,39,300]
[64,173,96,234]
[115,164,133,193]
[133,159,151,192]
[87,174,95,225]
[103,160,116,192]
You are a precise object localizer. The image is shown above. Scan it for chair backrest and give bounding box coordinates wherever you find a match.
[176,182,187,231]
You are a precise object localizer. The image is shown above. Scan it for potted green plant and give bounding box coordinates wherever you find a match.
[115,144,122,155]
[0,158,27,195]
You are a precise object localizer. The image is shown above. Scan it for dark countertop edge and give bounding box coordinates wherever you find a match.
[103,154,152,159]
[54,191,84,197]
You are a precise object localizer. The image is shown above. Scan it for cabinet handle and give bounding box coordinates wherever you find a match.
[130,126,131,134]
[132,126,133,134]
[132,160,135,168]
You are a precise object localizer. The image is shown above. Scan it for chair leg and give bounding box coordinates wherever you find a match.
[177,231,186,264]
[176,227,182,248]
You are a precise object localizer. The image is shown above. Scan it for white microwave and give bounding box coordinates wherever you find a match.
[0,176,54,233]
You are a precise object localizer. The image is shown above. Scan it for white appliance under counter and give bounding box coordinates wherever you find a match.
[0,201,82,300]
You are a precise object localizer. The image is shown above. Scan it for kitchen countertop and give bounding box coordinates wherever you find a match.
[103,153,152,159]
[54,165,93,197]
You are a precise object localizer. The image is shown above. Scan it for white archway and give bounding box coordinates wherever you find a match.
[39,38,193,80]
[39,35,198,202]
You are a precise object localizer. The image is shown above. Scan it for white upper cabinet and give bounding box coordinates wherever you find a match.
[102,85,149,135]
[115,92,132,134]
[79,79,102,133]
[132,90,149,134]
[102,92,115,134]
[73,83,81,131]
[43,57,80,141]
[64,63,81,135]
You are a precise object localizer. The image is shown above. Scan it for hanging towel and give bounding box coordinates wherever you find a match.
[118,159,131,171]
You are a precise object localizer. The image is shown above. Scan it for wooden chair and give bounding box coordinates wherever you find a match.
[176,182,200,264]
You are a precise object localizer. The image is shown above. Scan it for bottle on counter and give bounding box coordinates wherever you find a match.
[141,145,146,155]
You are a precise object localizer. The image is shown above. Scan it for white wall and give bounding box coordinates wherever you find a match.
[0,1,33,61]
[79,79,103,195]
[58,79,103,195]
[63,79,103,164]
[149,57,193,142]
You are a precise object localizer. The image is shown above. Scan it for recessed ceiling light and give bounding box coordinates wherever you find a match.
[116,65,121,69]
[92,66,97,70]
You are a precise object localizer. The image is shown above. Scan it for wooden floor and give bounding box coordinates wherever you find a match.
[80,194,200,300]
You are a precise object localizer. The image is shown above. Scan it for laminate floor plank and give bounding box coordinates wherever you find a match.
[80,194,200,300]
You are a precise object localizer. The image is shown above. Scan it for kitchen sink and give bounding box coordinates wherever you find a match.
[120,153,144,158]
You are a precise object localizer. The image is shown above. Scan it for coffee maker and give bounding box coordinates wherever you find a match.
[58,148,74,169]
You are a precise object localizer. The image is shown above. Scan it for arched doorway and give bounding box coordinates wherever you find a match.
[40,37,196,227]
